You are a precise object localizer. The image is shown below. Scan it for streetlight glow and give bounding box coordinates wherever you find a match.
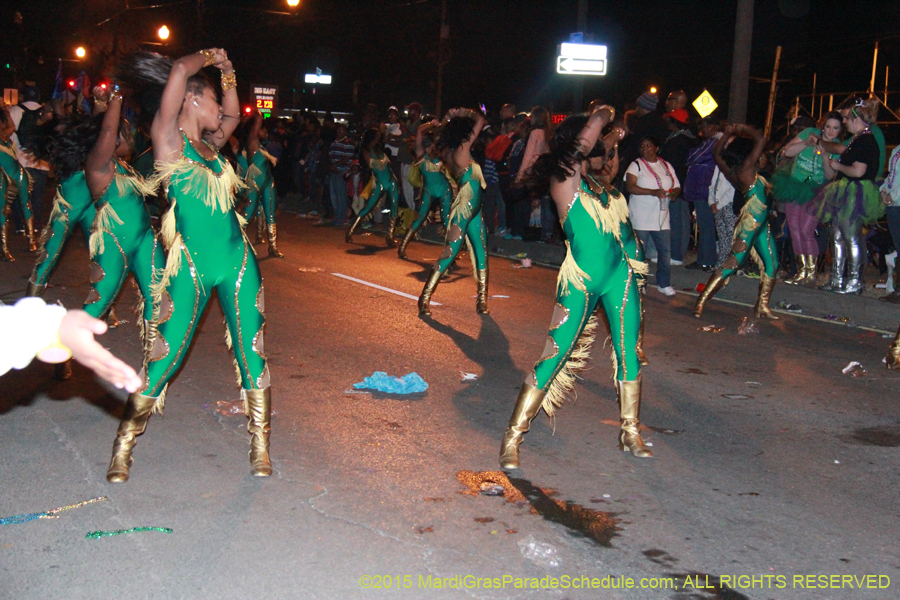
[158,25,170,40]
[287,0,300,6]
[75,46,86,59]
[650,86,657,94]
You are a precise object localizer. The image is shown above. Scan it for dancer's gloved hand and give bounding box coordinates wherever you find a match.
[57,310,142,392]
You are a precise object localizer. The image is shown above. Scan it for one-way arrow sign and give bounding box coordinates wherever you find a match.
[557,56,606,76]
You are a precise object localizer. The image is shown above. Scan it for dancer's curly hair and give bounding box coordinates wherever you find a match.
[114,51,214,128]
[720,137,755,170]
[45,113,105,181]
[360,127,383,152]
[523,114,601,197]
[440,116,475,151]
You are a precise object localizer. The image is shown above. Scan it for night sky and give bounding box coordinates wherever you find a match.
[2,0,898,135]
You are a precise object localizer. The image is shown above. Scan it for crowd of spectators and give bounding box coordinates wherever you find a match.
[6,77,898,302]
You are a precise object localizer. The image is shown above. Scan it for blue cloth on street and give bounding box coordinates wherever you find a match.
[354,372,428,394]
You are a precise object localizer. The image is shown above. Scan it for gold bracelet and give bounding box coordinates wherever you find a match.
[221,71,237,92]
[94,98,108,109]
[199,49,217,67]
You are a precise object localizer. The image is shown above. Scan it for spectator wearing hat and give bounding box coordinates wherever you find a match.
[617,91,669,187]
[660,101,698,265]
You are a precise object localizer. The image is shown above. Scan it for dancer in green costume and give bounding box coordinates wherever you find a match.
[498,108,654,469]
[417,109,490,315]
[106,49,271,483]
[239,110,283,257]
[398,121,452,259]
[693,124,780,319]
[346,127,401,246]
[81,86,163,339]
[0,103,36,260]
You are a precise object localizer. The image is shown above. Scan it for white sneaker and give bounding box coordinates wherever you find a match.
[649,257,658,263]
[670,259,684,266]
[658,286,676,297]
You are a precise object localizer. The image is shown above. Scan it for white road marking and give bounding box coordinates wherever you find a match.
[331,273,442,305]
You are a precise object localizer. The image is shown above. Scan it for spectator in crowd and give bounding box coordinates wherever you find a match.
[880,140,900,303]
[811,96,885,294]
[397,102,423,210]
[515,106,553,242]
[683,117,721,270]
[659,104,697,265]
[617,92,669,186]
[707,160,737,269]
[492,112,526,238]
[9,85,52,229]
[625,136,681,297]
[499,104,516,122]
[328,123,355,227]
[773,111,842,286]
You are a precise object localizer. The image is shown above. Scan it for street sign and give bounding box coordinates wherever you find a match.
[252,85,278,117]
[304,73,332,84]
[692,90,718,118]
[557,42,607,76]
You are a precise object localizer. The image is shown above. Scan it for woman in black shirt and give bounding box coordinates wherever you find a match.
[811,96,884,294]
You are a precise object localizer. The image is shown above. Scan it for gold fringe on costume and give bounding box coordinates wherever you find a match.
[38,190,71,248]
[245,164,263,189]
[89,202,123,257]
[541,313,599,417]
[151,200,183,301]
[223,318,243,387]
[359,175,376,200]
[149,157,245,215]
[151,383,169,416]
[114,171,158,200]
[448,163,487,224]
[580,190,630,241]
[408,160,424,188]
[557,243,591,297]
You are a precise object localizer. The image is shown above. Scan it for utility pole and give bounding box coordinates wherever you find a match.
[572,0,588,112]
[763,46,782,140]
[728,0,754,123]
[869,41,879,94]
[435,0,448,116]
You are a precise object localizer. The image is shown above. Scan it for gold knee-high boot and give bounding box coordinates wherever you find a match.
[499,382,546,469]
[475,268,490,314]
[801,254,818,286]
[692,270,726,318]
[107,392,158,483]
[385,217,397,247]
[617,375,653,458]
[1,220,14,261]
[886,324,900,370]
[24,217,37,252]
[784,255,807,285]
[345,216,362,243]
[255,215,265,244]
[418,266,442,316]
[26,279,46,298]
[267,224,284,258]
[754,273,780,319]
[397,226,416,259]
[243,388,272,477]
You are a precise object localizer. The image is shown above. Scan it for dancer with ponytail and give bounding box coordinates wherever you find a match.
[0,102,36,261]
[398,121,452,259]
[693,124,780,319]
[417,108,490,315]
[106,49,271,483]
[499,107,653,469]
[239,109,283,257]
[346,127,401,246]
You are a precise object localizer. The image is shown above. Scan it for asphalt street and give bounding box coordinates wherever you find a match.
[1,215,899,600]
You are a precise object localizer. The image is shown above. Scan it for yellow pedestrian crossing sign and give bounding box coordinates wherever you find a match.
[693,90,718,118]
